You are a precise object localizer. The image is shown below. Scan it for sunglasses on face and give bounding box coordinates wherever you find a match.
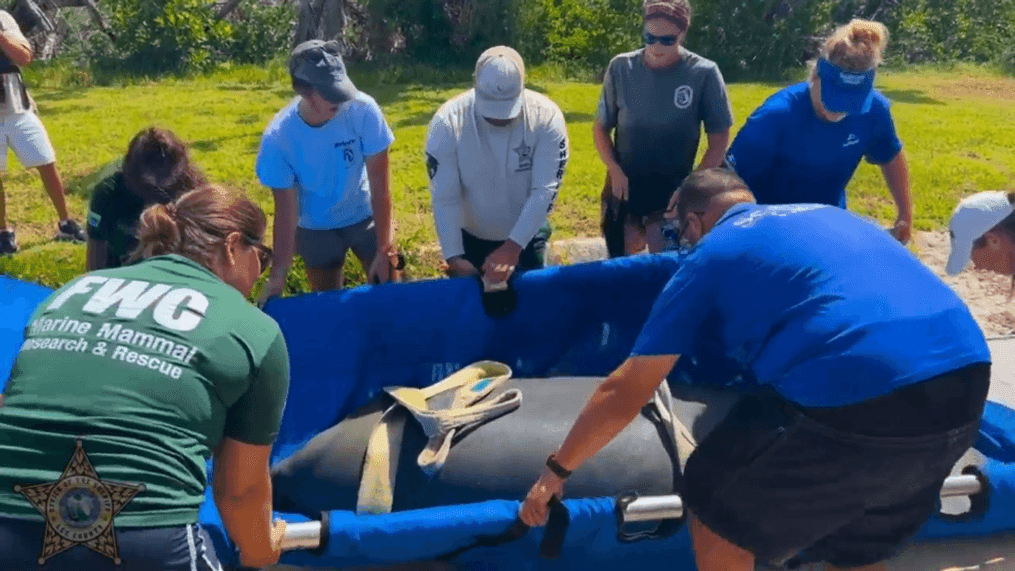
[643,32,679,46]
[243,234,273,269]
[675,210,707,241]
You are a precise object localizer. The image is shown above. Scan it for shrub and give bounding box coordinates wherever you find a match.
[225,0,297,65]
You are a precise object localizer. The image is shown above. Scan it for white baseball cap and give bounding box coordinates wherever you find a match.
[474,46,525,120]
[946,190,1015,275]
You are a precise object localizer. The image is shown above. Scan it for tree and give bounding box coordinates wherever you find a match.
[294,0,348,45]
[9,0,115,60]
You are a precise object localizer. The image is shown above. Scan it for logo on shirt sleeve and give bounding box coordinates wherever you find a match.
[674,85,694,109]
[87,211,101,229]
[426,153,439,180]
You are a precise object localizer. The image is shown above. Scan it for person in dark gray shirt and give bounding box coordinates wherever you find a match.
[594,0,733,256]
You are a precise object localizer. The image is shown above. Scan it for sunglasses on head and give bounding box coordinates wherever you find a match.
[643,32,679,46]
[243,234,273,269]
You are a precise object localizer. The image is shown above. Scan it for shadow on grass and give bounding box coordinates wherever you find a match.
[32,87,94,103]
[564,112,595,123]
[191,132,262,152]
[881,88,944,105]
[35,103,97,116]
[64,157,123,198]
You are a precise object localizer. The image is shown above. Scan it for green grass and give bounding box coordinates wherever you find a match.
[2,62,1014,293]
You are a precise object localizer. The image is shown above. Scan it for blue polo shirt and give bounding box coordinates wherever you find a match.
[633,203,990,408]
[725,82,902,209]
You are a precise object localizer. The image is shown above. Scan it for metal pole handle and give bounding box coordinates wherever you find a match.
[621,473,983,524]
[277,474,984,551]
[280,521,323,551]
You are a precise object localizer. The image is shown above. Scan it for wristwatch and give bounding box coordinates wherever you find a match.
[546,453,572,479]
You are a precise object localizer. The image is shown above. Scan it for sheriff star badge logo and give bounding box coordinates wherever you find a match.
[14,438,145,565]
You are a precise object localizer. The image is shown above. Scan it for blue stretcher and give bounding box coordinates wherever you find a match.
[3,254,1014,570]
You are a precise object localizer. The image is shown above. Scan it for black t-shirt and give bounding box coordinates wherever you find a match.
[86,172,145,268]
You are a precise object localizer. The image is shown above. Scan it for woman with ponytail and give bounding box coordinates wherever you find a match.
[0,185,290,571]
[725,19,914,244]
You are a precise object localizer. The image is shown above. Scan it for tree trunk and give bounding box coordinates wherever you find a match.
[77,0,116,41]
[9,0,55,35]
[38,30,58,59]
[216,0,245,20]
[295,0,348,46]
[10,0,115,42]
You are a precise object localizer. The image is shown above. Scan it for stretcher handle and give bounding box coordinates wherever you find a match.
[277,473,985,552]
[621,473,984,524]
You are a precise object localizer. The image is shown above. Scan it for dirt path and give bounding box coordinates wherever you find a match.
[913,231,1015,336]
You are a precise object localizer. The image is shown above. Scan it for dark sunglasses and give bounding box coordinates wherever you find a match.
[243,234,273,269]
[643,32,679,46]
[676,210,707,241]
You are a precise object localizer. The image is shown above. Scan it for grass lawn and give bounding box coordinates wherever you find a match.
[1,62,1013,294]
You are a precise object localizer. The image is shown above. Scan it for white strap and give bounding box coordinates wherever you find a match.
[651,380,697,471]
[357,361,516,514]
[356,404,408,514]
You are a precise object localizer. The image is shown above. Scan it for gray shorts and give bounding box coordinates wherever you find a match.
[296,217,378,270]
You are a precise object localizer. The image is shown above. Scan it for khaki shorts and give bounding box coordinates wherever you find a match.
[296,217,378,270]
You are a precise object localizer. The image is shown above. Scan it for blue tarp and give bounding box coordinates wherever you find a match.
[4,256,1015,570]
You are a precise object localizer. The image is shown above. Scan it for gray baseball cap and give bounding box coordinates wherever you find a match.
[288,40,358,104]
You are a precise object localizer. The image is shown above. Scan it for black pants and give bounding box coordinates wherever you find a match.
[683,363,990,568]
[0,517,223,570]
[460,225,551,272]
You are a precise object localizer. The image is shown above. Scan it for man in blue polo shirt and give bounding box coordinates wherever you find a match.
[724,19,913,245]
[521,169,990,571]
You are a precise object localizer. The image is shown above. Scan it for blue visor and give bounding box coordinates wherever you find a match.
[816,58,875,115]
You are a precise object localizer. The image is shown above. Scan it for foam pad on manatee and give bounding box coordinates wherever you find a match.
[270,378,743,517]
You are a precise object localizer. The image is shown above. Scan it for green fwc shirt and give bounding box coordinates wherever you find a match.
[0,255,290,527]
[87,171,145,268]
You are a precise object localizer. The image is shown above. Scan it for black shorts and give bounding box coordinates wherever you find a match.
[461,225,551,272]
[0,516,223,570]
[682,363,989,568]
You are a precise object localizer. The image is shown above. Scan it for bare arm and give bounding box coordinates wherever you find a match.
[366,149,392,252]
[554,355,678,469]
[212,438,281,568]
[698,129,731,170]
[880,150,912,243]
[592,121,621,173]
[593,120,628,201]
[365,150,394,283]
[520,354,679,525]
[258,188,298,304]
[0,25,31,67]
[85,239,108,272]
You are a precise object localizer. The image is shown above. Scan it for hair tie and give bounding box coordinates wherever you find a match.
[164,203,178,219]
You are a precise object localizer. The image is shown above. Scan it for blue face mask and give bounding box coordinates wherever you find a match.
[660,219,683,251]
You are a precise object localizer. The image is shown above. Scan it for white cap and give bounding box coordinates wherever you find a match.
[474,46,525,120]
[946,190,1014,275]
